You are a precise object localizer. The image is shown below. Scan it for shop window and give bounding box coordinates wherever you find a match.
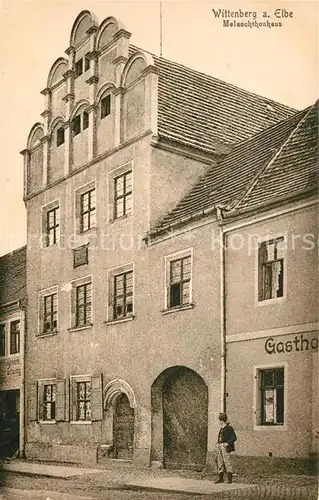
[101,95,111,119]
[258,367,284,425]
[114,171,132,219]
[258,237,284,301]
[10,321,20,355]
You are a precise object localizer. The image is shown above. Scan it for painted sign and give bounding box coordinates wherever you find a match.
[265,334,318,354]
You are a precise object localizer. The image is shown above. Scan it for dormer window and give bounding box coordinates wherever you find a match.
[72,111,89,136]
[75,53,90,78]
[101,95,111,119]
[56,126,65,147]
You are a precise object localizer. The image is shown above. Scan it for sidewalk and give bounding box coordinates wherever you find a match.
[2,460,318,499]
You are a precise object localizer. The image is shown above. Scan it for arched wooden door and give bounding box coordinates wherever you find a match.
[163,367,208,469]
[113,393,134,459]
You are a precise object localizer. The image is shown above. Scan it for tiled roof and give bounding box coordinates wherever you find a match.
[148,106,311,237]
[130,45,296,154]
[0,246,26,307]
[229,102,318,213]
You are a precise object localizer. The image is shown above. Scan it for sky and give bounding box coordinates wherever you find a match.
[0,0,318,255]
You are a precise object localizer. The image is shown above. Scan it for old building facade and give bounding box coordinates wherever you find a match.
[21,9,317,470]
[0,246,26,458]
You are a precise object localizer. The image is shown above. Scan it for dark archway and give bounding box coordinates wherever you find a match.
[151,366,208,470]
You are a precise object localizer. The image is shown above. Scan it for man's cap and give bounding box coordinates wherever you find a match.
[218,412,228,422]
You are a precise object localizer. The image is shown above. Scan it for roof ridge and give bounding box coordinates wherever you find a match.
[228,104,315,212]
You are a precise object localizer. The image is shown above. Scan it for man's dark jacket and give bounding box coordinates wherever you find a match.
[217,423,237,452]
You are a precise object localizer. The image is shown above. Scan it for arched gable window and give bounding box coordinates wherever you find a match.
[72,107,89,136]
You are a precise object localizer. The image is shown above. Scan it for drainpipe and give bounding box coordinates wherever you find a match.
[216,206,226,413]
[20,304,26,458]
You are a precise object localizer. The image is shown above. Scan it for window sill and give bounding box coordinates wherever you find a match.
[104,316,135,326]
[68,324,93,332]
[254,425,287,431]
[161,304,194,315]
[109,214,132,224]
[37,331,58,338]
[78,227,97,236]
[70,420,92,425]
[39,420,56,424]
[257,297,286,307]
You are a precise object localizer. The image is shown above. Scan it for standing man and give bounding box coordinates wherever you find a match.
[214,412,237,484]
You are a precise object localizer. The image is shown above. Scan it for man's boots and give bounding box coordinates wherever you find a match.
[214,472,224,483]
[227,472,233,484]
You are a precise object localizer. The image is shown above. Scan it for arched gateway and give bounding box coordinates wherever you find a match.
[151,366,208,470]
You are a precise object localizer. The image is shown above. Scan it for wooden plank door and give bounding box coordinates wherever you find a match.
[113,393,134,459]
[163,367,208,469]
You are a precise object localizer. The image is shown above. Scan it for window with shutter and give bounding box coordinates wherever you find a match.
[55,379,66,421]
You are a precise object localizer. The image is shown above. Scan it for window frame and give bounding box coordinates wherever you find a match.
[253,362,288,431]
[101,94,111,119]
[70,276,93,331]
[56,126,65,147]
[46,206,60,247]
[70,374,93,424]
[164,248,194,312]
[43,293,58,334]
[113,270,134,320]
[42,382,56,422]
[108,162,134,223]
[75,282,92,328]
[38,286,59,337]
[75,181,96,235]
[256,235,286,306]
[106,264,135,323]
[9,320,20,355]
[42,200,60,249]
[114,170,133,219]
[80,188,96,233]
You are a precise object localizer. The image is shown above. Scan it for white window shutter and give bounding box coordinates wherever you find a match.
[91,374,103,421]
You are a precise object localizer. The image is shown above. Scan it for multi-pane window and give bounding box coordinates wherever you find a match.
[168,256,191,308]
[0,324,5,356]
[43,384,56,421]
[76,381,91,421]
[43,293,58,333]
[80,189,96,232]
[260,368,284,425]
[46,207,60,246]
[10,321,20,355]
[113,271,133,319]
[56,126,65,147]
[75,54,90,77]
[114,171,132,219]
[76,282,92,327]
[101,95,111,119]
[258,237,284,301]
[72,111,89,136]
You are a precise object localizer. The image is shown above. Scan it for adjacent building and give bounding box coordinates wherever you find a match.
[21,9,317,471]
[0,246,26,458]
